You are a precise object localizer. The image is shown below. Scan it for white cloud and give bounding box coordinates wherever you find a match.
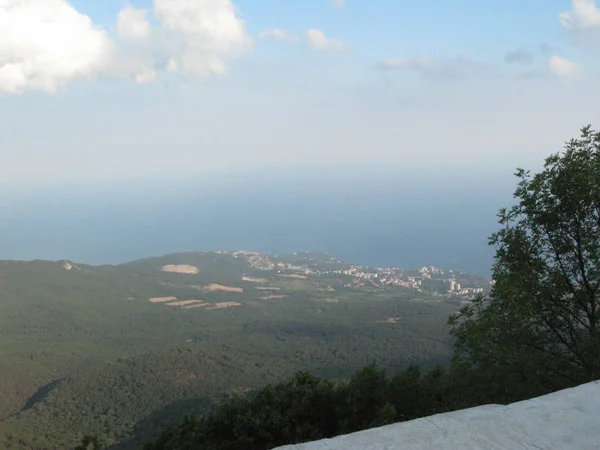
[117,6,151,41]
[134,68,157,84]
[559,0,600,31]
[0,0,114,94]
[307,29,348,52]
[548,56,581,77]
[153,0,252,78]
[0,0,255,94]
[258,28,297,42]
[331,0,346,7]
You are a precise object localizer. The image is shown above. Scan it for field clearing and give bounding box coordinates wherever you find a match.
[317,298,339,303]
[206,284,244,293]
[206,302,242,309]
[166,300,206,307]
[242,276,267,283]
[183,303,210,309]
[278,274,308,280]
[259,295,289,300]
[161,265,199,274]
[149,296,178,303]
[256,287,281,291]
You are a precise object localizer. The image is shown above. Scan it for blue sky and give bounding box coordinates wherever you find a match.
[1,0,599,187]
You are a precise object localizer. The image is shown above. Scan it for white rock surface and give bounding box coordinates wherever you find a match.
[275,381,600,449]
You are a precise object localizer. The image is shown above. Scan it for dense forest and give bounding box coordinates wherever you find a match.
[0,247,458,448]
[139,126,600,450]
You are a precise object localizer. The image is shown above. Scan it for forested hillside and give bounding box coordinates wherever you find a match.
[0,252,460,449]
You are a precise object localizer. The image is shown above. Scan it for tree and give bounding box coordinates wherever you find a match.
[341,363,393,432]
[450,125,600,399]
[74,435,103,450]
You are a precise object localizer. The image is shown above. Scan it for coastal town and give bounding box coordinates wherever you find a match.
[227,251,492,297]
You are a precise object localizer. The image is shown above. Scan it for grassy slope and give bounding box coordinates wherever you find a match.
[0,252,458,449]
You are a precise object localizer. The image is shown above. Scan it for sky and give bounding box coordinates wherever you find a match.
[1,0,600,186]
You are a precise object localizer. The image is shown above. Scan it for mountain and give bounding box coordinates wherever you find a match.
[0,251,478,449]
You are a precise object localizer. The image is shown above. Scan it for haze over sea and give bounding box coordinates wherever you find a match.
[1,167,514,276]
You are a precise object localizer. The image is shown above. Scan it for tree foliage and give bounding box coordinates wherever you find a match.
[450,125,600,399]
[143,363,458,450]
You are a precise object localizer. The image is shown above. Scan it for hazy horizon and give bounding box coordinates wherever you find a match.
[1,168,516,276]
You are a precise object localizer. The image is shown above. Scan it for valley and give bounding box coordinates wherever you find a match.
[0,251,486,449]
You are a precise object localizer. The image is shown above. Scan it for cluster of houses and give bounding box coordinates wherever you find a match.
[227,251,490,296]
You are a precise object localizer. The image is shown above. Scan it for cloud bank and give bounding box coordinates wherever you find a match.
[0,0,252,94]
[549,56,581,77]
[117,6,152,41]
[559,0,600,46]
[560,0,600,31]
[258,28,298,42]
[0,0,114,94]
[307,29,348,51]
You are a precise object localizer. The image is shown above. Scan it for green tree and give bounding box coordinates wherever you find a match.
[341,363,392,432]
[450,125,600,399]
[74,435,103,450]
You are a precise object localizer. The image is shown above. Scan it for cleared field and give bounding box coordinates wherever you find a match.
[206,284,244,293]
[317,298,339,303]
[206,302,242,309]
[242,276,267,283]
[161,265,199,274]
[259,295,289,300]
[279,274,308,280]
[166,300,206,307]
[256,287,281,291]
[183,303,210,310]
[149,296,178,303]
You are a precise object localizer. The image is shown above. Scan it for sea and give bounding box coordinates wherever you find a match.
[0,168,515,277]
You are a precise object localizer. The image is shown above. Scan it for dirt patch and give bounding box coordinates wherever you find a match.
[206,284,244,293]
[317,298,339,303]
[150,296,178,303]
[259,295,289,300]
[183,303,210,310]
[206,302,242,310]
[242,276,267,283]
[256,287,281,291]
[161,265,199,274]
[166,300,206,307]
[279,274,308,280]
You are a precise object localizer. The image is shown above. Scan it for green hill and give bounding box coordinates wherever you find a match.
[0,251,462,449]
